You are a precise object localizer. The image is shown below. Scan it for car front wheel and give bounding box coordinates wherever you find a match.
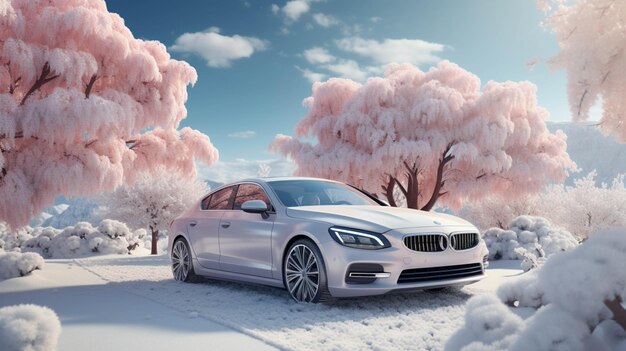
[284,239,331,303]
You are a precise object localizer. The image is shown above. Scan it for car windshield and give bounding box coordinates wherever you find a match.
[267,179,380,207]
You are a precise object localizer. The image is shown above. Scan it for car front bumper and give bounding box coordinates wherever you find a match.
[319,226,488,298]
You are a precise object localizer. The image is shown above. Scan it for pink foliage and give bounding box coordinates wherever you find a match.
[0,0,219,228]
[271,61,575,210]
[540,0,626,142]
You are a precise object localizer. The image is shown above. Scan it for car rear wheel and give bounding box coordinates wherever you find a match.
[284,239,331,303]
[172,238,199,283]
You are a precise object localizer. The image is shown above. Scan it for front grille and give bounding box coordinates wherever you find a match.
[403,234,447,252]
[450,232,479,250]
[397,263,483,284]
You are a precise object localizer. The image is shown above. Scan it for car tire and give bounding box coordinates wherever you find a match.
[283,239,332,303]
[171,238,200,283]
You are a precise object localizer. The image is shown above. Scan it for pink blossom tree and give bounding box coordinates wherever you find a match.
[271,61,575,210]
[539,0,626,142]
[0,0,218,228]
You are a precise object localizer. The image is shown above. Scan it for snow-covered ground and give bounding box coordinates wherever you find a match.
[0,255,522,350]
[0,258,275,351]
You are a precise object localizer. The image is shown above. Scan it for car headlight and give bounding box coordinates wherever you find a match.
[329,227,391,250]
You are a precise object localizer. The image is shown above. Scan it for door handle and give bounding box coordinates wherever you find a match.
[188,221,197,227]
[221,221,231,228]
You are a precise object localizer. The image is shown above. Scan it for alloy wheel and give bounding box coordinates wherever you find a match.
[172,240,190,281]
[285,244,320,302]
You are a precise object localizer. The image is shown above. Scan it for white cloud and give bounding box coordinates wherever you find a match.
[171,28,268,68]
[312,13,339,27]
[303,47,335,64]
[297,66,326,83]
[227,131,257,138]
[197,159,296,184]
[370,16,382,23]
[271,4,280,14]
[335,36,445,65]
[282,0,310,22]
[323,59,378,82]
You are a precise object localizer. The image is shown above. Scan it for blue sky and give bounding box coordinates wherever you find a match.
[106,0,580,182]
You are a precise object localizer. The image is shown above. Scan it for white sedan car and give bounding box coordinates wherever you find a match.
[169,177,488,303]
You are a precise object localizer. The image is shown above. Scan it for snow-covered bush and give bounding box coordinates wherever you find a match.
[446,228,626,351]
[0,251,44,279]
[0,220,150,258]
[0,304,61,351]
[462,172,626,241]
[483,216,578,268]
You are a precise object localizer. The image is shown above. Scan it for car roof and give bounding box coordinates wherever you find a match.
[238,176,341,184]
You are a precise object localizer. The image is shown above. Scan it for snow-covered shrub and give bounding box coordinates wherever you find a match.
[446,228,626,351]
[445,294,524,351]
[0,304,61,351]
[483,216,578,267]
[462,172,626,241]
[0,251,44,279]
[2,220,147,258]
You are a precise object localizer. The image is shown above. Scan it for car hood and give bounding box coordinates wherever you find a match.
[285,205,474,233]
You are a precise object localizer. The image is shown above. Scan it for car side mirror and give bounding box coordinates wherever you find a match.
[241,200,269,218]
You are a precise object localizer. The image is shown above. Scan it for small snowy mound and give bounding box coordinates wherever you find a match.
[0,251,44,279]
[483,216,578,264]
[0,304,61,351]
[445,294,523,351]
[446,228,626,351]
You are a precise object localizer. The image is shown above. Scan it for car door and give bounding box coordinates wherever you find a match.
[218,183,275,278]
[187,186,235,270]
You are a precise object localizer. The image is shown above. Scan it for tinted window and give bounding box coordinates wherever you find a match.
[208,186,235,210]
[233,184,272,210]
[267,180,379,207]
[200,194,212,210]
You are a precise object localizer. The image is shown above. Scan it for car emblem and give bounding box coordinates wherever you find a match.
[438,235,447,251]
[433,220,442,225]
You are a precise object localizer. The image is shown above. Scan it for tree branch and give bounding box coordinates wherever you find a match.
[605,296,626,331]
[381,175,398,207]
[20,62,59,106]
[9,77,21,94]
[85,74,97,98]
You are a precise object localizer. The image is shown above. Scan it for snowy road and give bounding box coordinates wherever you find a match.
[0,255,522,351]
[0,259,276,351]
[77,255,521,350]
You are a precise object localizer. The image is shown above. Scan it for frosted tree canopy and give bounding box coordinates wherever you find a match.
[0,0,219,227]
[541,0,626,142]
[272,61,576,210]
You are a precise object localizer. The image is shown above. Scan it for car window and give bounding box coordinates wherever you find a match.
[267,180,379,207]
[208,186,235,210]
[233,184,272,210]
[200,194,212,210]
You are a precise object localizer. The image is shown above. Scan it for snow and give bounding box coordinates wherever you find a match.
[0,251,44,279]
[0,220,158,258]
[0,304,61,351]
[66,255,521,351]
[0,258,274,351]
[447,228,626,351]
[0,252,524,351]
[482,216,578,270]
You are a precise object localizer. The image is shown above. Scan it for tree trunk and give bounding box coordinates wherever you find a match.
[150,227,158,255]
[421,144,455,211]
